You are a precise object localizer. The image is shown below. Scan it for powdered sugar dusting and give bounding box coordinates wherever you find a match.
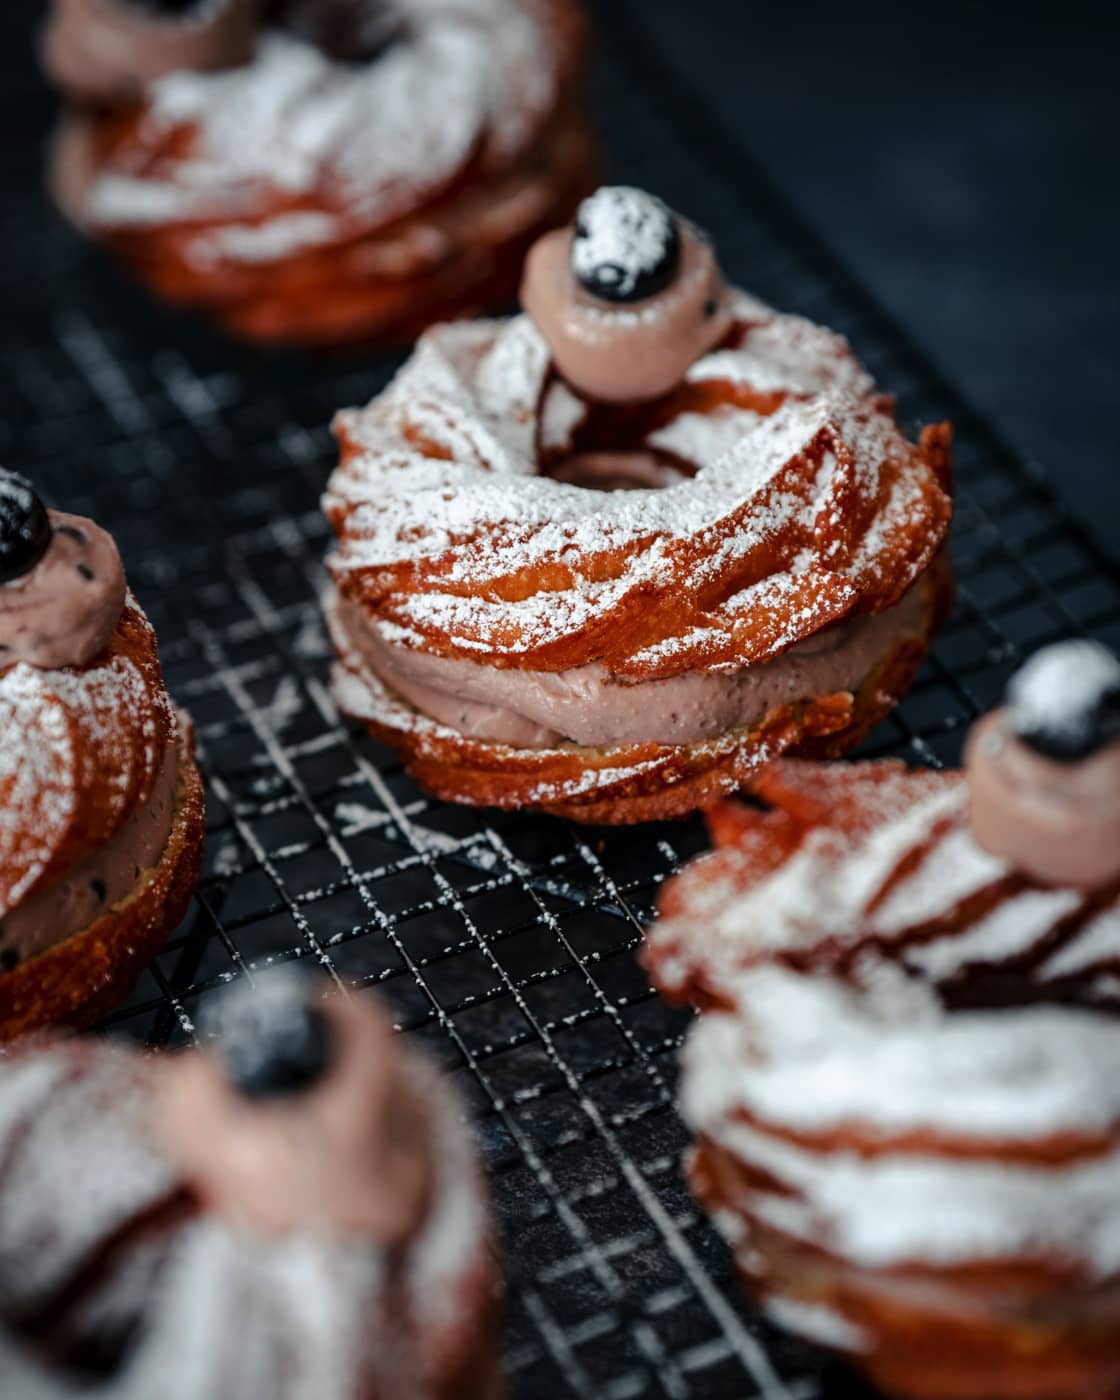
[0,1027,492,1397]
[1008,640,1120,748]
[683,968,1120,1274]
[0,1044,174,1310]
[647,760,1118,1006]
[571,187,677,299]
[326,299,949,679]
[0,623,172,918]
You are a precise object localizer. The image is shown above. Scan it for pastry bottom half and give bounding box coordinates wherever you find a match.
[329,554,953,825]
[691,1135,1120,1400]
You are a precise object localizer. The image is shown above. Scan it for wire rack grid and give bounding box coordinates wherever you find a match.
[3,4,1120,1397]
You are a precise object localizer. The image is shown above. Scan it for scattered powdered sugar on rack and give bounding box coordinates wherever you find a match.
[326,300,948,675]
[85,3,562,247]
[682,965,1120,1275]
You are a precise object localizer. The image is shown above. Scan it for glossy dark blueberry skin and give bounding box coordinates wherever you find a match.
[219,1000,334,1098]
[0,471,52,585]
[1018,689,1120,762]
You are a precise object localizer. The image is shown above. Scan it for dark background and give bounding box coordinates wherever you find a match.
[2,0,1118,559]
[628,0,1120,559]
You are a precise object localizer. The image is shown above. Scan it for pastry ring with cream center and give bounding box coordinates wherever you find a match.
[643,645,1120,1400]
[323,187,954,823]
[0,468,204,1040]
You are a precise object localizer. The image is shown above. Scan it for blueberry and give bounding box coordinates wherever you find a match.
[0,471,52,585]
[203,967,334,1099]
[571,187,681,304]
[1008,640,1120,762]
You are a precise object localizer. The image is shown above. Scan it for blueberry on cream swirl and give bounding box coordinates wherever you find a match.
[323,188,954,822]
[966,640,1120,889]
[0,470,127,670]
[0,472,203,1034]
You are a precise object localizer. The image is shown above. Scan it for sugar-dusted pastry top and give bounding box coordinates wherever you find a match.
[53,0,584,246]
[325,299,952,678]
[645,758,1119,1009]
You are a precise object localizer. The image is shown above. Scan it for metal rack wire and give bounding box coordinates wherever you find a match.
[3,4,1120,1396]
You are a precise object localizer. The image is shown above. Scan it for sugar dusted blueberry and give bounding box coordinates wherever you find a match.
[1008,640,1120,762]
[571,186,681,304]
[204,966,334,1099]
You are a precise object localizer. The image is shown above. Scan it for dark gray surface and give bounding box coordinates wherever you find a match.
[605,0,1120,562]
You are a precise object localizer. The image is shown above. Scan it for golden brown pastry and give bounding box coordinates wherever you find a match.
[0,470,203,1040]
[324,187,953,822]
[645,643,1120,1400]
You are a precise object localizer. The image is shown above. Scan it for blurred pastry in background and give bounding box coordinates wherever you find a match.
[0,469,203,1041]
[0,969,500,1398]
[645,642,1120,1399]
[41,0,595,347]
[323,185,953,823]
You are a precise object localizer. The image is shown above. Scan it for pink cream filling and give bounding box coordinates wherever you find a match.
[335,581,929,750]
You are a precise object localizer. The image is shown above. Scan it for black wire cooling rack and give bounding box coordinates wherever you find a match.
[3,4,1120,1396]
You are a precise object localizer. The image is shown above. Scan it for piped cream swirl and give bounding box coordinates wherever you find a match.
[0,511,126,670]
